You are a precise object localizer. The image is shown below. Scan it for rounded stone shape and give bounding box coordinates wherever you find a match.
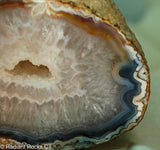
[0,0,150,149]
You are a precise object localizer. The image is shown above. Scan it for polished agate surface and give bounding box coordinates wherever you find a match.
[0,3,147,147]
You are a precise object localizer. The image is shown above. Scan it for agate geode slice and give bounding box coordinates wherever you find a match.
[0,0,150,149]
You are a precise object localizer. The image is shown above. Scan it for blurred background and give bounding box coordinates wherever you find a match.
[85,0,160,150]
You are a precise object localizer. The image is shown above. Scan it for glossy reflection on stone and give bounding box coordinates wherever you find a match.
[0,0,150,149]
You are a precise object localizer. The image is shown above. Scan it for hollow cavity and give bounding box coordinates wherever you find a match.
[6,60,53,78]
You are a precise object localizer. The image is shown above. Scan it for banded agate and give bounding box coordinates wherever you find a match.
[0,0,150,149]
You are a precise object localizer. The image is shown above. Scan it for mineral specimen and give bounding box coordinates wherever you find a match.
[0,0,150,149]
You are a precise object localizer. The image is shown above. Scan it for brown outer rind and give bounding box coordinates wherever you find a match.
[48,0,150,147]
[0,0,150,149]
[56,0,143,56]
